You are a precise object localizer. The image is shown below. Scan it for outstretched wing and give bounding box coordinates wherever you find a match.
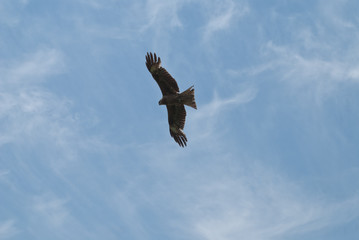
[145,52,179,96]
[167,105,187,147]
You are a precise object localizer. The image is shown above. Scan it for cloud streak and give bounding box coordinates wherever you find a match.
[0,48,71,147]
[184,87,257,146]
[202,0,249,41]
[124,144,359,240]
[2,49,65,84]
[196,88,257,118]
[0,219,17,239]
[32,194,70,228]
[172,165,359,240]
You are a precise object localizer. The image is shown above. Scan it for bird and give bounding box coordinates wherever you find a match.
[145,52,197,147]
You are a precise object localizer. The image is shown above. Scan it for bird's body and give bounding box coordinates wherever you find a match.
[159,93,180,105]
[145,52,197,147]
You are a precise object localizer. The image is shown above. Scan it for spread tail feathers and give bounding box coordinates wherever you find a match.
[180,86,197,109]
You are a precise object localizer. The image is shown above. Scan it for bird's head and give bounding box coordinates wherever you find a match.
[158,99,164,105]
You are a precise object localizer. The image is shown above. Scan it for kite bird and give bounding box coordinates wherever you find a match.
[145,52,197,147]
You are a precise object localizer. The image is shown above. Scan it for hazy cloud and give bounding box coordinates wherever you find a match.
[32,194,70,227]
[180,166,359,240]
[0,219,17,239]
[202,0,249,41]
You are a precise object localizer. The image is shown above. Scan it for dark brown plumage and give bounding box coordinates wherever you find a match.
[145,52,197,147]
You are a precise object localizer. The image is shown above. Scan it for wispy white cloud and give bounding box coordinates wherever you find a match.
[70,0,192,55]
[32,194,70,227]
[109,191,148,240]
[266,40,359,78]
[224,0,359,105]
[75,0,110,9]
[141,0,188,31]
[0,47,101,184]
[226,62,276,78]
[0,170,9,176]
[0,46,135,239]
[173,165,359,240]
[2,49,65,84]
[202,0,249,41]
[319,0,358,29]
[0,49,71,147]
[0,0,28,27]
[1,50,61,87]
[122,143,359,240]
[196,88,257,118]
[228,25,359,104]
[0,219,18,239]
[259,41,359,104]
[348,66,359,79]
[188,87,256,141]
[72,0,250,54]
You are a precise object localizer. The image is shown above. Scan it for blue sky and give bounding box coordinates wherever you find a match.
[1,0,359,239]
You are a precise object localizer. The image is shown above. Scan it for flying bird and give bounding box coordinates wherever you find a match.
[145,52,197,147]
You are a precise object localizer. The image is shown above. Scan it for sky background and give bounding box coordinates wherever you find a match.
[1,0,359,239]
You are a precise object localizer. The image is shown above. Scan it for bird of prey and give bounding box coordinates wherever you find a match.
[145,52,197,147]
